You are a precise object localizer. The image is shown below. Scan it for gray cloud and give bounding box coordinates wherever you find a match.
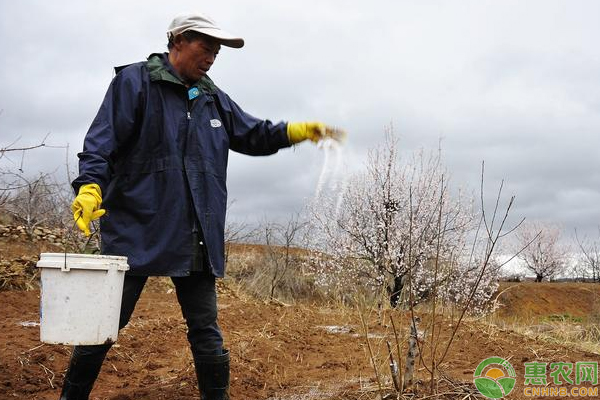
[1,0,600,239]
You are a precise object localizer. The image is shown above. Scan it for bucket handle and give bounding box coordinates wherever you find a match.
[61,255,70,272]
[62,216,100,272]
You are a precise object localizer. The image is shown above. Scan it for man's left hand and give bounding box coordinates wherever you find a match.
[287,122,346,144]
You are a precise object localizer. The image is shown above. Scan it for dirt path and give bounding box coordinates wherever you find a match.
[1,288,369,400]
[1,286,599,400]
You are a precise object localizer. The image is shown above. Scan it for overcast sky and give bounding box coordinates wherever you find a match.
[1,0,599,241]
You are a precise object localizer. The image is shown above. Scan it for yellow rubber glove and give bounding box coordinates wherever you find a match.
[287,122,346,144]
[71,183,106,236]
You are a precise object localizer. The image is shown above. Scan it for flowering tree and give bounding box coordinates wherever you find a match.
[308,131,494,308]
[515,221,568,282]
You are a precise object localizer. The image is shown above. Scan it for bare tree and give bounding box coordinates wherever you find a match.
[2,172,70,237]
[0,132,50,161]
[1,134,49,199]
[1,132,71,226]
[0,187,8,209]
[574,228,600,282]
[262,214,307,300]
[224,201,257,265]
[515,221,568,282]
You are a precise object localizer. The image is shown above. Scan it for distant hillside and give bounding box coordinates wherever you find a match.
[494,281,600,320]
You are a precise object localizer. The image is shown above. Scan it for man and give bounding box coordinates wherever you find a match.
[62,11,344,400]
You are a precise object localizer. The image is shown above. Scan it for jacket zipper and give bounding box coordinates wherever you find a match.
[184,88,206,272]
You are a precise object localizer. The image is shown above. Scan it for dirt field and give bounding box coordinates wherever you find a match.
[2,235,600,399]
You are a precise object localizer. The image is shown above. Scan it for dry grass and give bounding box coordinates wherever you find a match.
[482,281,600,355]
[225,245,331,304]
[483,312,600,354]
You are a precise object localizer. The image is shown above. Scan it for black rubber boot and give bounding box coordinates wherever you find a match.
[193,349,230,400]
[59,345,110,400]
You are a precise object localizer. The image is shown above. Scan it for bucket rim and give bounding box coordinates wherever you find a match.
[37,253,129,272]
[39,252,128,261]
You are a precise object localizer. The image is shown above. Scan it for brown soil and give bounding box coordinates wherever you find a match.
[2,235,599,399]
[495,281,600,321]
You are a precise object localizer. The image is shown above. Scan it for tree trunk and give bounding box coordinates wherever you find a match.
[389,275,405,308]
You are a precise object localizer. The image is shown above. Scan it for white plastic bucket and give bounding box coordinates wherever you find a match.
[37,253,129,345]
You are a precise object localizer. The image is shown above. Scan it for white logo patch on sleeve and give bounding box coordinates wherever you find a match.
[210,119,222,128]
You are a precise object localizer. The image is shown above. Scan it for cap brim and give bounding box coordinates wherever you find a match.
[189,27,244,48]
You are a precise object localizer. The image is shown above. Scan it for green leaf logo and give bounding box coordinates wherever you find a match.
[473,357,516,398]
[498,377,516,394]
[474,377,504,399]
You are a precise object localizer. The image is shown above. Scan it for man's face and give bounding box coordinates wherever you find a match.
[172,33,221,84]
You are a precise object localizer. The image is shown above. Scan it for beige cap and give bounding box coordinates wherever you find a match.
[167,12,244,48]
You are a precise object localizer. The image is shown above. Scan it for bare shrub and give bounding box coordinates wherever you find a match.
[224,215,333,304]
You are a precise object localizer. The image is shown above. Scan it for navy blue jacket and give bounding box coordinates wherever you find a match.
[73,53,291,277]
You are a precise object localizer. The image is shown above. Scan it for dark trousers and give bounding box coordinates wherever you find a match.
[66,270,223,381]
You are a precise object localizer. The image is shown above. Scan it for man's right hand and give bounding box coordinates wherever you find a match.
[72,183,106,236]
